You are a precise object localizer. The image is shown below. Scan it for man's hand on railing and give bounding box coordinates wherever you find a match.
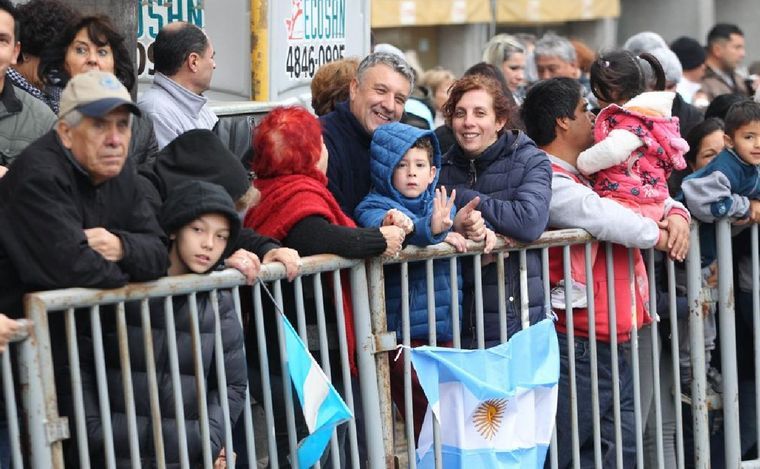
[225,249,261,284]
[0,314,23,353]
[0,165,7,178]
[84,227,124,262]
[262,247,301,282]
[656,214,690,261]
[453,196,486,241]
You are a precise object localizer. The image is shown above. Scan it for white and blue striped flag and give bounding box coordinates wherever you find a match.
[410,318,560,468]
[281,313,352,469]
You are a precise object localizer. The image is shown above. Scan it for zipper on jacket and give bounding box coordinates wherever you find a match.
[468,160,477,186]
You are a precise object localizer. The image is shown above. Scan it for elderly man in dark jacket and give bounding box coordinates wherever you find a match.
[0,70,167,316]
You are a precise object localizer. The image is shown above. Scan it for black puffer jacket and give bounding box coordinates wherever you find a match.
[439,130,552,346]
[81,292,247,468]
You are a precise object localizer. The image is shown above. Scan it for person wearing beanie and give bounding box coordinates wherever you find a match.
[81,179,248,468]
[138,128,301,283]
[649,47,704,140]
[670,36,708,106]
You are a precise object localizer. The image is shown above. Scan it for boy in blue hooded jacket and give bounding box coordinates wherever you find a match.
[354,121,470,439]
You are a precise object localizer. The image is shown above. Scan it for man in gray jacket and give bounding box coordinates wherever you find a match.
[0,0,55,176]
[521,77,690,469]
[137,21,217,149]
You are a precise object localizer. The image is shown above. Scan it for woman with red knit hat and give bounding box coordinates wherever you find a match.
[243,106,405,466]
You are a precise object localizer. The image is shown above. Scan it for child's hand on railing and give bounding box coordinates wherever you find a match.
[431,186,456,235]
[382,208,414,235]
[444,231,467,252]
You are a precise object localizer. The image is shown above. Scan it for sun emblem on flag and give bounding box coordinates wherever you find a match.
[473,399,507,440]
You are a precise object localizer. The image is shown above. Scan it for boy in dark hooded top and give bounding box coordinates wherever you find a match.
[354,121,494,439]
[82,180,248,468]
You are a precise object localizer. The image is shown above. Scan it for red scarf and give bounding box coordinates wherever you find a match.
[245,174,358,374]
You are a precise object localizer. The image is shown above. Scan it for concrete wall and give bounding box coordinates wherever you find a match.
[715,0,760,68]
[617,0,760,70]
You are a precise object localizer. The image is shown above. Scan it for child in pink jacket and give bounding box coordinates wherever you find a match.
[552,50,689,309]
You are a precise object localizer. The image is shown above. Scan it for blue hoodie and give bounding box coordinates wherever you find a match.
[355,122,461,341]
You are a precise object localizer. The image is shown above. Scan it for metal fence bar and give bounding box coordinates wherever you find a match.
[604,243,623,469]
[210,290,234,469]
[187,294,213,468]
[115,302,141,469]
[519,249,530,329]
[3,321,31,469]
[646,249,665,469]
[230,286,257,469]
[753,224,760,455]
[140,298,166,469]
[89,304,116,469]
[349,261,387,469]
[400,262,416,469]
[473,255,484,349]
[666,259,685,469]
[273,280,299,468]
[561,245,580,469]
[366,258,395,468]
[162,296,190,469]
[311,274,339,469]
[19,297,65,468]
[331,269,361,469]
[686,223,709,468]
[715,219,741,467]
[497,252,507,343]
[424,260,443,469]
[3,348,21,469]
[542,247,559,469]
[252,283,280,468]
[629,250,643,469]
[584,242,602,469]
[65,307,90,468]
[450,258,461,350]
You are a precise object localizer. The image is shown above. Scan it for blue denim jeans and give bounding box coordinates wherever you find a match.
[552,333,636,469]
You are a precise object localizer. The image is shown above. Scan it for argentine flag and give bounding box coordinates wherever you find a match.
[281,313,352,468]
[410,319,559,468]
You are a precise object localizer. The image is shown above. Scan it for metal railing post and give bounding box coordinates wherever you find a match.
[365,258,396,467]
[686,223,709,468]
[715,219,741,467]
[19,296,67,468]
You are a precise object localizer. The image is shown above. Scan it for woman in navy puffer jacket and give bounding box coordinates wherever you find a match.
[438,74,552,347]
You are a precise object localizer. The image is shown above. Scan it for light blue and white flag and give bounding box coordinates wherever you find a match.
[281,313,352,469]
[410,318,560,468]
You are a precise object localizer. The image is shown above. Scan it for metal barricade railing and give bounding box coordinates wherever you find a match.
[18,254,386,469]
[13,224,760,468]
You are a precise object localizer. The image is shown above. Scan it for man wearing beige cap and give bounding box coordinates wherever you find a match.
[0,70,168,317]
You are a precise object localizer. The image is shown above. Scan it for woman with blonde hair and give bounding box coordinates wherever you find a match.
[482,33,527,102]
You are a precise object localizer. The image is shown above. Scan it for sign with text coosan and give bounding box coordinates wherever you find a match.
[255,0,370,101]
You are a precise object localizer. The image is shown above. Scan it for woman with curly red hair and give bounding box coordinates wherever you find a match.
[242,106,404,465]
